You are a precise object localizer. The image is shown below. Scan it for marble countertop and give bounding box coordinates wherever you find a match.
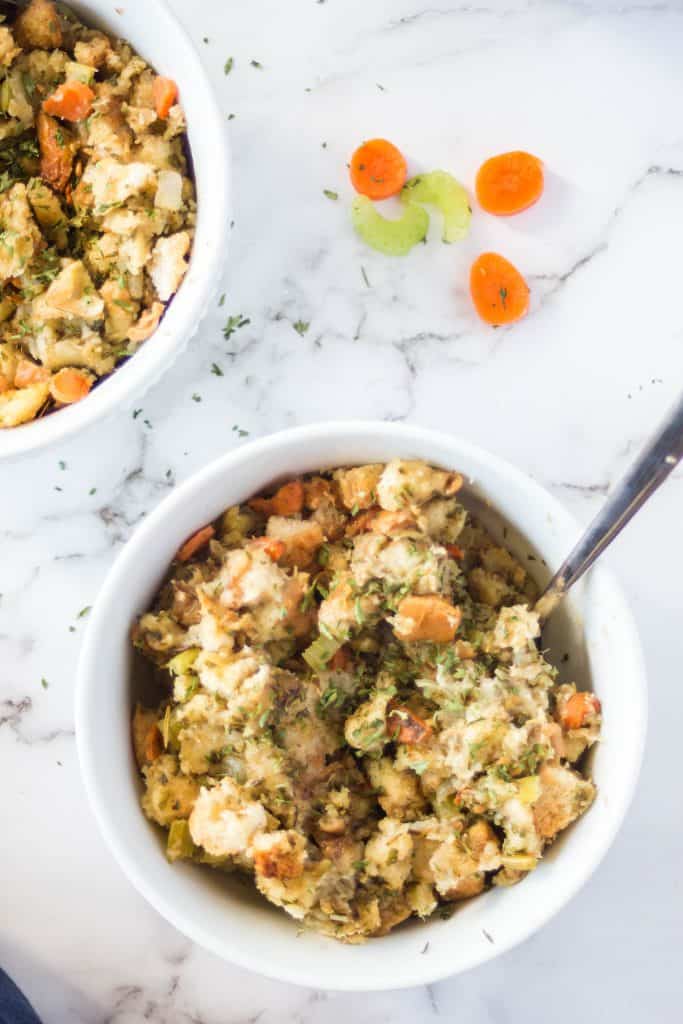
[2,0,682,1020]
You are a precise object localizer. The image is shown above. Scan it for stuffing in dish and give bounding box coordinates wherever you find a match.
[0,0,194,427]
[132,460,601,941]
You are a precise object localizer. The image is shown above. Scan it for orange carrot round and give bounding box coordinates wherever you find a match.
[49,367,92,404]
[561,692,601,731]
[14,359,50,388]
[43,80,95,122]
[153,76,178,119]
[386,703,432,746]
[475,151,544,216]
[469,252,529,326]
[249,480,304,517]
[176,524,215,562]
[350,139,407,200]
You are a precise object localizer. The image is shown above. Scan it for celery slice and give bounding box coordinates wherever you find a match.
[303,633,342,673]
[166,648,199,675]
[166,820,196,862]
[351,195,429,257]
[160,705,172,748]
[401,171,471,243]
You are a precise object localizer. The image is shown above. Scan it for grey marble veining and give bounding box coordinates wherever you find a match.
[1,0,682,1020]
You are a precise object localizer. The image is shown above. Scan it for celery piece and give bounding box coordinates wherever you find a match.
[166,648,199,675]
[160,705,172,748]
[303,633,342,673]
[401,171,471,243]
[166,819,196,862]
[351,195,429,257]
[65,61,95,85]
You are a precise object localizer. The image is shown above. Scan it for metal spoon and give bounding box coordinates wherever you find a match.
[535,391,683,620]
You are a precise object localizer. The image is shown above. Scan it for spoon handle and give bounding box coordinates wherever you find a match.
[536,391,683,618]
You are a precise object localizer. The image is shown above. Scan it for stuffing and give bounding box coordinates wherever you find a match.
[0,0,194,430]
[149,231,191,301]
[32,260,104,322]
[188,777,269,858]
[134,461,600,942]
[141,754,199,828]
[365,819,414,890]
[376,459,463,511]
[0,184,42,281]
[0,27,21,68]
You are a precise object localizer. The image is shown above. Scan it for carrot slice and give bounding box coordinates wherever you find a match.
[469,252,529,326]
[350,138,407,200]
[49,367,92,404]
[153,76,178,119]
[475,151,544,216]
[176,524,215,562]
[144,724,164,763]
[560,692,601,731]
[14,359,50,388]
[43,80,95,122]
[387,703,432,745]
[249,480,305,517]
[445,543,464,560]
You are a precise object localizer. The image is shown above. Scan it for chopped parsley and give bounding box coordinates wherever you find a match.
[223,314,250,340]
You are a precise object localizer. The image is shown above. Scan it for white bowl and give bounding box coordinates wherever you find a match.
[0,0,230,461]
[76,421,647,990]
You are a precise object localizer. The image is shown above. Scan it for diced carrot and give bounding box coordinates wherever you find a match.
[37,111,76,192]
[176,524,215,562]
[476,151,544,216]
[249,480,305,517]
[43,80,95,122]
[153,76,178,119]
[144,724,164,763]
[387,703,432,745]
[394,594,462,644]
[14,359,50,388]
[251,536,286,561]
[49,367,92,404]
[560,692,601,731]
[469,252,529,326]
[445,543,464,560]
[350,138,407,200]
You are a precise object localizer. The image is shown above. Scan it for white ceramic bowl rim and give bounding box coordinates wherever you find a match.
[0,0,230,461]
[76,421,647,990]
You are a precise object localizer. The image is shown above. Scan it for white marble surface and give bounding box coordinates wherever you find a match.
[1,0,683,1019]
